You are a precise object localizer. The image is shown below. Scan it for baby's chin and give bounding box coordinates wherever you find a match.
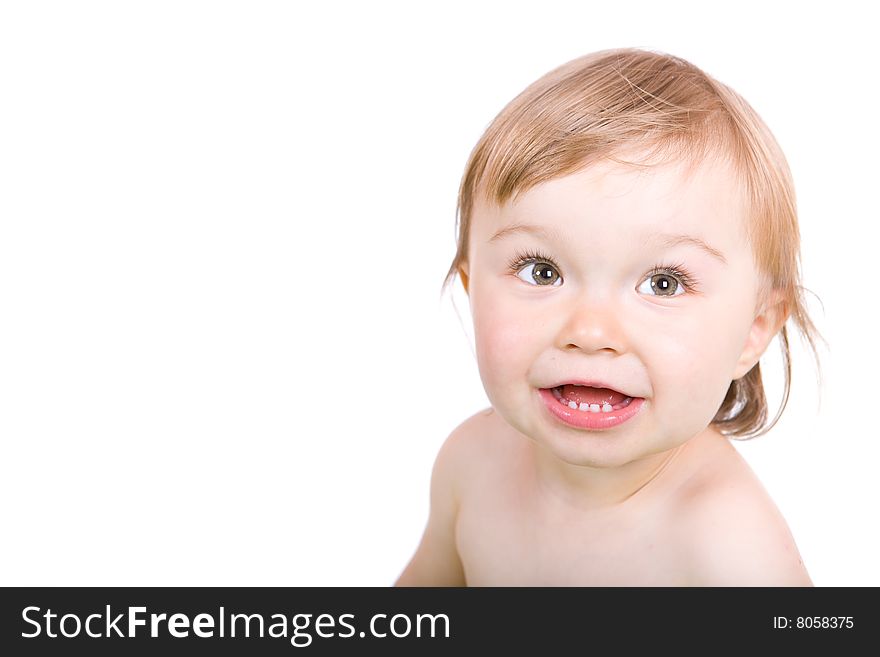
[487,400,628,465]
[532,430,651,469]
[490,393,680,469]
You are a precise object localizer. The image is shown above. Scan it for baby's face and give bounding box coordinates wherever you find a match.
[464,155,766,467]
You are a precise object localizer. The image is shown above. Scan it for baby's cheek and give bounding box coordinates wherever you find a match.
[656,318,742,426]
[473,304,533,391]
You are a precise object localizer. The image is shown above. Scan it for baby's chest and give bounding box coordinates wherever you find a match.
[455,494,689,586]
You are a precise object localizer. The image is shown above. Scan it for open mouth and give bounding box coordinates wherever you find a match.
[538,385,646,430]
[548,384,635,414]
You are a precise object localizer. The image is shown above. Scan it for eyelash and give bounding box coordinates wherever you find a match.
[506,248,701,294]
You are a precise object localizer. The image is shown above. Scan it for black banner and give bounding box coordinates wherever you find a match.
[0,587,871,655]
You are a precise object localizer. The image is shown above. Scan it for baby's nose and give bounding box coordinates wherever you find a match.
[554,294,626,354]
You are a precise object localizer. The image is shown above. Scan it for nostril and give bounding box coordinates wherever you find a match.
[565,343,618,355]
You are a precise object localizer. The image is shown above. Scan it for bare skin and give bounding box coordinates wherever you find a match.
[397,155,813,586]
[397,407,812,586]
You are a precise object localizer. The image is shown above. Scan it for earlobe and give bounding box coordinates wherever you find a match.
[732,291,789,380]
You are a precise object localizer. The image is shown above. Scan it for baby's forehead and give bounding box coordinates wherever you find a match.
[474,154,748,234]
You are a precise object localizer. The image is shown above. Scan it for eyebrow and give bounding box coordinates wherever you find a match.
[489,223,562,244]
[647,233,728,265]
[488,223,728,265]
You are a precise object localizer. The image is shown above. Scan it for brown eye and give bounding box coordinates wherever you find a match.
[650,273,679,296]
[638,262,698,297]
[516,262,562,286]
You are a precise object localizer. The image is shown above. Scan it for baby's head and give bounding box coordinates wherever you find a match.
[443,48,823,464]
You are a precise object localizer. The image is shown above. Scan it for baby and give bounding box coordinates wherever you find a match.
[396,48,822,586]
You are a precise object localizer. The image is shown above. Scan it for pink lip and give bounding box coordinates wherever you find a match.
[538,387,645,430]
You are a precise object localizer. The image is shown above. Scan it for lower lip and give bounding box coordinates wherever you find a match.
[538,388,646,430]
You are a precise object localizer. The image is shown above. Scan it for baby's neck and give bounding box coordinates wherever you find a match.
[526,426,726,512]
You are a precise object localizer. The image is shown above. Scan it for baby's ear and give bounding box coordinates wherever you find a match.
[732,290,789,380]
[458,264,470,295]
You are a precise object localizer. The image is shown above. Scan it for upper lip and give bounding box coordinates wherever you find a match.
[545,379,640,398]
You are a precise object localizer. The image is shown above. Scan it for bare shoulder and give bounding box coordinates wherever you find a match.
[428,406,516,500]
[394,407,502,586]
[440,406,509,468]
[675,447,812,587]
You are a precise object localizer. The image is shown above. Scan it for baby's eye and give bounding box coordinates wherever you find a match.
[637,270,688,297]
[515,261,562,286]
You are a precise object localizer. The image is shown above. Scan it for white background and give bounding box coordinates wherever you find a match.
[0,1,875,586]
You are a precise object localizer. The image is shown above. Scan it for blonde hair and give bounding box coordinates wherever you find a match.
[442,47,825,440]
